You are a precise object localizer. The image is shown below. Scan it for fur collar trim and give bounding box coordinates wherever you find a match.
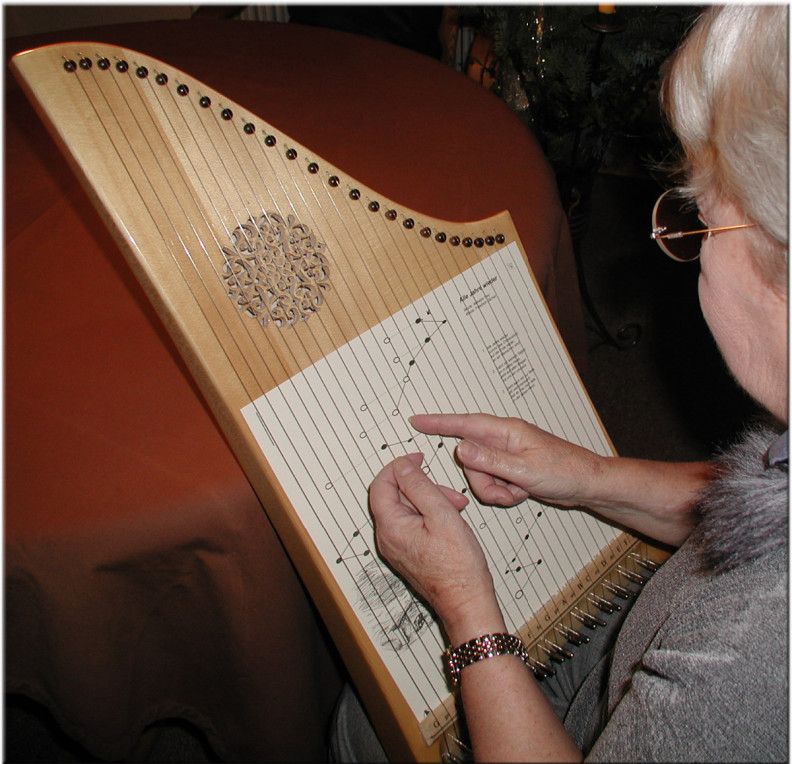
[693,424,788,573]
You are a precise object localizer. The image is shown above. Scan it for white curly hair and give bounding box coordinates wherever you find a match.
[662,4,788,282]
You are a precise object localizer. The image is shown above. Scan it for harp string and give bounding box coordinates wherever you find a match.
[255,126,581,626]
[256,130,564,623]
[60,43,631,738]
[193,84,569,690]
[326,190,625,626]
[504,263,614,551]
[80,54,451,721]
[162,59,570,640]
[298,160,618,584]
[243,102,586,619]
[128,50,608,652]
[303,180,578,615]
[62,55,442,724]
[222,72,613,621]
[168,77,474,693]
[320,189,603,595]
[165,72,463,693]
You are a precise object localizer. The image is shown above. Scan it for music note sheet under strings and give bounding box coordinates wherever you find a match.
[11,41,661,758]
[241,242,620,725]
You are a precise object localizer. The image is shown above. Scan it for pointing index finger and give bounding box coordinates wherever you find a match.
[409,412,510,447]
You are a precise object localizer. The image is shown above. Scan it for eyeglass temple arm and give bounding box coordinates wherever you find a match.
[652,223,754,241]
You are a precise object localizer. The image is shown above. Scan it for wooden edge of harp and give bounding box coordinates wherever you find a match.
[9,42,517,762]
[10,43,527,395]
[9,40,672,763]
[9,41,521,236]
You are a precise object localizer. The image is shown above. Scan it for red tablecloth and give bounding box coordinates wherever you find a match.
[5,19,585,760]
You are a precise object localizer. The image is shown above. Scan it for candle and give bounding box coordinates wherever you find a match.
[598,4,616,13]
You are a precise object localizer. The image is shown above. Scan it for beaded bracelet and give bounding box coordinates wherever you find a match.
[444,632,531,687]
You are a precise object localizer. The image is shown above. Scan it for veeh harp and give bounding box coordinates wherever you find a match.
[11,43,666,762]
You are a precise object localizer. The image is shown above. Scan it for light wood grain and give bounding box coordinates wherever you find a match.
[12,42,668,762]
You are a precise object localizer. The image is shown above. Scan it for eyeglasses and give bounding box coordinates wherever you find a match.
[650,189,755,262]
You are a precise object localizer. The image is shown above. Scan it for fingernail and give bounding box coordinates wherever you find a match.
[457,441,480,462]
[395,455,420,477]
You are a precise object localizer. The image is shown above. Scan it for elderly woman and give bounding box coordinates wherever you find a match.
[338,5,788,761]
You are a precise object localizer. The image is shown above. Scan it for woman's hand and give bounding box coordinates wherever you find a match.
[410,412,711,547]
[410,413,604,509]
[369,453,505,641]
[370,456,582,763]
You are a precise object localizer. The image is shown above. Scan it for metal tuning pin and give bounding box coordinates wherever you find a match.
[603,581,634,600]
[555,624,590,645]
[629,553,659,573]
[543,639,574,662]
[540,644,564,663]
[572,607,607,629]
[618,565,648,586]
[441,747,468,764]
[588,593,620,614]
[529,657,556,680]
[441,732,472,764]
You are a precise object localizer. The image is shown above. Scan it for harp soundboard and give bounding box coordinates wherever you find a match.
[11,42,666,762]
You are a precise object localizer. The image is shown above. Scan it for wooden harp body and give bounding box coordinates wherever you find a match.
[11,42,666,762]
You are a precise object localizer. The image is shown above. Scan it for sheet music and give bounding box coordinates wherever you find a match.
[241,242,619,722]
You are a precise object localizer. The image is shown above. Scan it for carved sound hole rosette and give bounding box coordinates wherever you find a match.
[222,212,331,328]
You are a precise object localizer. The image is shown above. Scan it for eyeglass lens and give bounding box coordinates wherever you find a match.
[652,191,704,262]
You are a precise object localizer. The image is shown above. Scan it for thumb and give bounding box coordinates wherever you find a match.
[392,456,460,529]
[456,439,530,488]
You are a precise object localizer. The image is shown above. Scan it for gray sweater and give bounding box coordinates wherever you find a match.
[566,427,789,761]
